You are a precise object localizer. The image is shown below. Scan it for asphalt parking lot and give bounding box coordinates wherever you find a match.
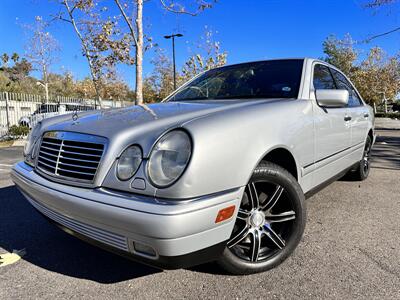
[0,130,399,299]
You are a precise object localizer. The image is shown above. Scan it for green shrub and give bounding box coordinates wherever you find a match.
[9,125,30,137]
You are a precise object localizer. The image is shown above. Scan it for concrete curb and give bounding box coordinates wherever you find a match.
[12,140,27,147]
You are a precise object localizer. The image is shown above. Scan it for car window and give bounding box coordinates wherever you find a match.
[331,69,363,107]
[169,59,304,101]
[313,64,336,90]
[66,105,76,111]
[38,104,59,113]
[37,105,49,114]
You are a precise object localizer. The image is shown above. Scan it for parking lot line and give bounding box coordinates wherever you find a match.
[0,164,13,167]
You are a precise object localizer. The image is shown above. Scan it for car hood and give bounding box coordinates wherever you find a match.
[45,101,221,134]
[41,99,286,156]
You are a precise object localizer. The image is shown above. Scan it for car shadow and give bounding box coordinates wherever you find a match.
[187,262,232,276]
[340,131,400,182]
[0,185,161,283]
[370,131,400,171]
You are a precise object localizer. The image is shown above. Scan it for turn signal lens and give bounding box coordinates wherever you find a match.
[215,205,236,223]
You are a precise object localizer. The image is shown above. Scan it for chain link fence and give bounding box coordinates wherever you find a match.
[0,91,132,138]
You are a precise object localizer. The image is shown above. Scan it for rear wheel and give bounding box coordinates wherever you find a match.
[348,136,372,181]
[218,162,306,275]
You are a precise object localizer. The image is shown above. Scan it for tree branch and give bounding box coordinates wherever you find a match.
[159,0,214,16]
[61,0,102,107]
[159,0,198,16]
[53,14,73,24]
[70,3,77,14]
[363,26,400,42]
[365,0,397,9]
[114,0,139,46]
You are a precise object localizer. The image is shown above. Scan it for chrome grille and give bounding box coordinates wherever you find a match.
[37,131,106,183]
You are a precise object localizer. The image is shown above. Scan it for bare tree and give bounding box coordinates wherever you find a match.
[58,0,102,108]
[113,0,216,105]
[143,29,227,102]
[114,0,143,105]
[181,27,227,81]
[58,0,123,108]
[25,16,59,103]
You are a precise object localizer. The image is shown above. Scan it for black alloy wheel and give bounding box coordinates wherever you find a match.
[218,162,306,275]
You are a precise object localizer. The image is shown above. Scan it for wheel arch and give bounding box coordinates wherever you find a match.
[251,146,299,182]
[368,128,374,142]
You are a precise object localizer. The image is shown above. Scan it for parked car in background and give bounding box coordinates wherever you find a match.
[12,58,375,275]
[19,103,94,128]
[392,101,400,112]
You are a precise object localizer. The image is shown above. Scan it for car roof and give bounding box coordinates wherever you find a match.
[210,57,334,70]
[211,58,345,76]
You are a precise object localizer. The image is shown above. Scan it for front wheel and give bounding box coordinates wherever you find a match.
[217,162,306,275]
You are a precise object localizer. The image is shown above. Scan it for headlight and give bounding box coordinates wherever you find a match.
[24,123,41,158]
[23,131,33,158]
[117,145,142,181]
[24,139,40,167]
[148,130,192,187]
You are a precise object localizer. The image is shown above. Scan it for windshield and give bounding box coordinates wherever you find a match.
[169,59,304,101]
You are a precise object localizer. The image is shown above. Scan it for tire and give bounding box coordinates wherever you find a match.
[348,136,372,181]
[217,162,306,275]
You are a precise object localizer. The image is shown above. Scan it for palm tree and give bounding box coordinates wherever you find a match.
[1,53,9,67]
[11,53,20,63]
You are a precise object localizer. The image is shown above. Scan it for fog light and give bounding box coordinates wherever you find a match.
[133,242,156,257]
[215,205,236,223]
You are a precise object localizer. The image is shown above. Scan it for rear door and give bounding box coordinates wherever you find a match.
[331,69,368,147]
[312,64,351,166]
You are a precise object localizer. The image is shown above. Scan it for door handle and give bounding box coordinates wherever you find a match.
[364,113,369,118]
[344,115,352,121]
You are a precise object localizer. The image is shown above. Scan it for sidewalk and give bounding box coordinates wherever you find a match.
[375,117,400,130]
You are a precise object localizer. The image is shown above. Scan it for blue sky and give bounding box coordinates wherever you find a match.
[0,0,399,87]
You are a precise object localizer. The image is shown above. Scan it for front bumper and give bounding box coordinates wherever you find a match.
[11,162,243,269]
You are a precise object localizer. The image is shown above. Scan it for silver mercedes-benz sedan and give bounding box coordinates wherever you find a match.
[12,58,375,274]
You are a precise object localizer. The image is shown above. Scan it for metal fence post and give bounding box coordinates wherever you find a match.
[5,91,10,132]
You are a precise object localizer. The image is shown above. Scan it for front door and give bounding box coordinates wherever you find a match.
[309,64,352,185]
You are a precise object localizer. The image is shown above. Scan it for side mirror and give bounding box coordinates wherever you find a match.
[315,89,349,107]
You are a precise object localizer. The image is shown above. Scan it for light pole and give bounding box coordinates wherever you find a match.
[164,33,183,90]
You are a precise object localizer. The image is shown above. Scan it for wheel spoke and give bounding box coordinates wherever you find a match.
[250,230,262,262]
[363,143,371,171]
[247,182,259,210]
[237,208,251,220]
[261,185,284,211]
[267,210,296,223]
[227,225,250,248]
[263,224,285,249]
